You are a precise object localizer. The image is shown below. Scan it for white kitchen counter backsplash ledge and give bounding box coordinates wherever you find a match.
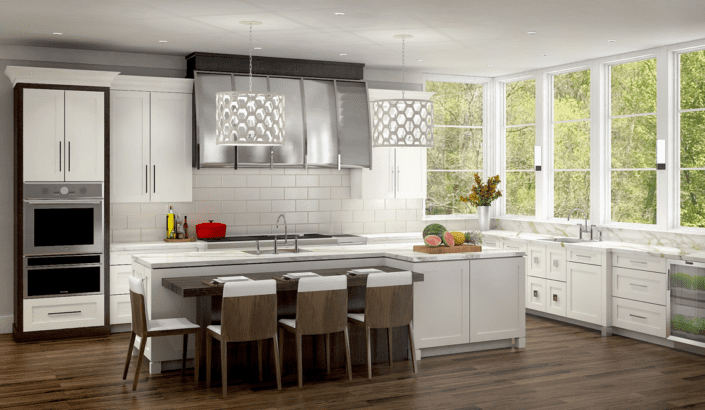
[110,168,481,243]
[495,218,705,255]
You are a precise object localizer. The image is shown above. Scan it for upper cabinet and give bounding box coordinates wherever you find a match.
[110,76,194,203]
[336,81,371,168]
[22,88,105,182]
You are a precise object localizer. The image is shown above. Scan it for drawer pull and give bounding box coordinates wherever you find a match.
[533,290,538,297]
[629,283,648,288]
[576,254,591,259]
[553,294,558,301]
[630,260,647,265]
[48,311,81,316]
[629,314,647,320]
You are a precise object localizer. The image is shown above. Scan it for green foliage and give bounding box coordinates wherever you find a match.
[554,171,590,218]
[506,172,535,216]
[611,171,656,224]
[505,79,536,216]
[671,271,705,291]
[506,79,535,126]
[464,231,483,245]
[554,70,590,121]
[426,81,483,126]
[671,315,705,335]
[427,127,482,170]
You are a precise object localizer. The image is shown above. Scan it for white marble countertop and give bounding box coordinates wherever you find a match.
[110,241,208,252]
[132,242,525,269]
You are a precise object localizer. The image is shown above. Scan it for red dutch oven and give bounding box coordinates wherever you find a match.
[196,220,226,239]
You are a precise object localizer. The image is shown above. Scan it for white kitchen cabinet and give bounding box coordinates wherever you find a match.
[546,279,567,317]
[527,276,547,312]
[528,244,546,278]
[482,235,501,249]
[110,294,132,325]
[546,244,568,282]
[612,266,667,306]
[23,88,104,182]
[23,295,104,332]
[352,147,426,199]
[567,261,603,325]
[611,297,667,338]
[412,261,469,348]
[470,257,525,343]
[110,76,193,203]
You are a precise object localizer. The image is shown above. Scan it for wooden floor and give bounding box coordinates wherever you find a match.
[2,315,705,410]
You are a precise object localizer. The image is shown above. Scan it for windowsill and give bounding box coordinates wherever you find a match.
[494,216,705,237]
[423,214,477,221]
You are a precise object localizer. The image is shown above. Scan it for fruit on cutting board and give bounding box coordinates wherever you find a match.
[424,235,442,247]
[464,231,483,245]
[422,223,447,238]
[450,231,466,246]
[442,231,455,246]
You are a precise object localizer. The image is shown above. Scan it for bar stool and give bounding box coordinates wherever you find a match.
[123,276,201,391]
[206,280,281,398]
[278,275,352,387]
[348,270,417,380]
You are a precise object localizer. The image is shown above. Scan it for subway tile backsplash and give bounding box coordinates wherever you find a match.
[110,168,476,242]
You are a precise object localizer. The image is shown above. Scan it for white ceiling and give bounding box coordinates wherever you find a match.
[2,0,705,77]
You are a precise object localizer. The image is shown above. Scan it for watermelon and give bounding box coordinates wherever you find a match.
[422,223,447,238]
[442,231,455,247]
[424,235,442,247]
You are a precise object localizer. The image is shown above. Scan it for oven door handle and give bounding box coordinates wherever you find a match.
[24,200,103,205]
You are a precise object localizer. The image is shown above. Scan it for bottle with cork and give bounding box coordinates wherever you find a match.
[167,206,175,239]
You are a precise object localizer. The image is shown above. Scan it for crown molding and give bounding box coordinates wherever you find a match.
[111,75,193,93]
[4,66,120,88]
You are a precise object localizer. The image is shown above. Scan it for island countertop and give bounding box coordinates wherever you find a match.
[132,242,525,269]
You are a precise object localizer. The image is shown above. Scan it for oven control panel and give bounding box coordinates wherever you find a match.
[24,182,103,199]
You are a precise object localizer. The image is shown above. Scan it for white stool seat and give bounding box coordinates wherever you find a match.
[278,318,296,329]
[147,317,199,332]
[206,325,221,335]
[347,313,364,323]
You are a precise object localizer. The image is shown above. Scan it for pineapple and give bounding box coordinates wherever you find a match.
[450,231,466,246]
[464,231,484,245]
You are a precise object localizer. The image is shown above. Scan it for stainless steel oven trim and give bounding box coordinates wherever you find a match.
[23,256,104,299]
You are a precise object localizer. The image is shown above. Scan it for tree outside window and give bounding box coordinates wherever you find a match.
[680,50,705,228]
[425,81,483,216]
[505,79,536,216]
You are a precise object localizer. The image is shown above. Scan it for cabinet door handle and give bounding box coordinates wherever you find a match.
[396,165,400,192]
[533,257,539,264]
[576,254,591,259]
[59,141,62,172]
[68,141,70,172]
[629,314,647,320]
[338,153,341,171]
[553,294,558,302]
[533,290,538,297]
[630,283,648,288]
[145,165,148,194]
[553,260,559,267]
[630,260,647,265]
[153,165,156,193]
[48,311,81,316]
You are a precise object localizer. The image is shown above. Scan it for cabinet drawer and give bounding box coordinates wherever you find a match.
[567,247,602,265]
[110,294,132,325]
[612,297,667,338]
[23,295,104,332]
[612,267,667,305]
[502,240,527,253]
[546,279,567,317]
[527,244,546,279]
[612,252,667,274]
[527,276,546,312]
[110,265,132,295]
[483,236,500,249]
[546,244,567,282]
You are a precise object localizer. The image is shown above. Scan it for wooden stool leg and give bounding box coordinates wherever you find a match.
[272,334,282,391]
[221,340,228,398]
[132,335,147,391]
[257,339,263,382]
[182,334,188,376]
[206,333,212,388]
[344,325,353,382]
[388,327,393,366]
[365,326,372,380]
[408,321,418,373]
[194,330,201,385]
[325,333,331,374]
[278,328,284,375]
[123,332,136,380]
[296,333,303,388]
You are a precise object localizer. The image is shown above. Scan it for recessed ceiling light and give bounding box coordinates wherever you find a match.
[488,64,494,67]
[527,31,537,35]
[608,39,617,42]
[334,12,345,16]
[340,53,348,56]
[542,53,549,57]
[53,32,63,35]
[254,47,262,50]
[159,40,168,43]
[417,59,424,62]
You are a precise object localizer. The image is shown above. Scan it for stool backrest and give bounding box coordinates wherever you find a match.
[128,276,148,335]
[296,275,348,335]
[365,271,413,328]
[221,280,277,342]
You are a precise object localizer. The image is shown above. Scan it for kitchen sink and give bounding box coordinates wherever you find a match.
[242,249,313,255]
[537,237,589,243]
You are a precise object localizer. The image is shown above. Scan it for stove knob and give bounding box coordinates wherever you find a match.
[41,188,48,195]
[60,187,69,195]
[80,187,87,195]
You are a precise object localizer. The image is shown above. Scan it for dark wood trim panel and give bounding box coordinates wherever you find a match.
[186,52,365,80]
[103,87,111,332]
[13,85,23,336]
[12,324,110,343]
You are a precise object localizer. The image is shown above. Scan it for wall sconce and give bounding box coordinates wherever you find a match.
[657,140,666,170]
[534,146,542,171]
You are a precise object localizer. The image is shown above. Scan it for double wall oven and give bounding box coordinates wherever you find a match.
[23,183,104,299]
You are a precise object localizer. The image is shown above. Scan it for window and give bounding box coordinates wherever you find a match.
[425,81,483,216]
[679,49,705,228]
[610,58,657,224]
[505,79,536,216]
[552,70,591,219]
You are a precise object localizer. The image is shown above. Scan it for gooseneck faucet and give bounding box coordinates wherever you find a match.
[276,214,288,245]
[567,208,589,239]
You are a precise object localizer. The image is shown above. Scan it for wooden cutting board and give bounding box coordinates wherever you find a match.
[413,244,482,254]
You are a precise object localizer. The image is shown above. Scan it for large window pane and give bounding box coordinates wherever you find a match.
[506,79,535,126]
[680,49,705,111]
[554,121,590,170]
[506,171,535,216]
[554,171,590,219]
[554,70,590,121]
[611,115,656,169]
[426,81,483,126]
[611,59,657,116]
[426,172,478,215]
[427,127,483,170]
[680,111,705,169]
[506,126,534,170]
[611,171,657,224]
[681,170,705,228]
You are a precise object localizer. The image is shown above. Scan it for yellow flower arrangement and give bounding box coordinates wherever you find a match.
[459,173,502,207]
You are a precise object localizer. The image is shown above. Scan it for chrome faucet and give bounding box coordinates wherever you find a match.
[276,214,288,245]
[567,208,590,240]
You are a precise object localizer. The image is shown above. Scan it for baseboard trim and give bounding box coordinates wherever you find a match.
[420,339,515,359]
[0,316,13,335]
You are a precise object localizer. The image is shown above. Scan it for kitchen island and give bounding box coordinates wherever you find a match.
[131,243,525,374]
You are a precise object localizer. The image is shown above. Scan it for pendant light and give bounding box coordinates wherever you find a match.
[216,21,285,146]
[372,34,434,147]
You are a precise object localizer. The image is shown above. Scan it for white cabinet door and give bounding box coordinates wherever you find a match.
[527,244,546,278]
[612,267,667,306]
[470,257,525,342]
[65,90,104,182]
[150,92,192,203]
[110,294,132,325]
[527,276,546,312]
[110,91,150,203]
[546,244,567,282]
[567,261,603,325]
[23,88,65,182]
[413,261,469,348]
[395,147,426,199]
[355,147,394,199]
[546,279,567,317]
[612,297,666,338]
